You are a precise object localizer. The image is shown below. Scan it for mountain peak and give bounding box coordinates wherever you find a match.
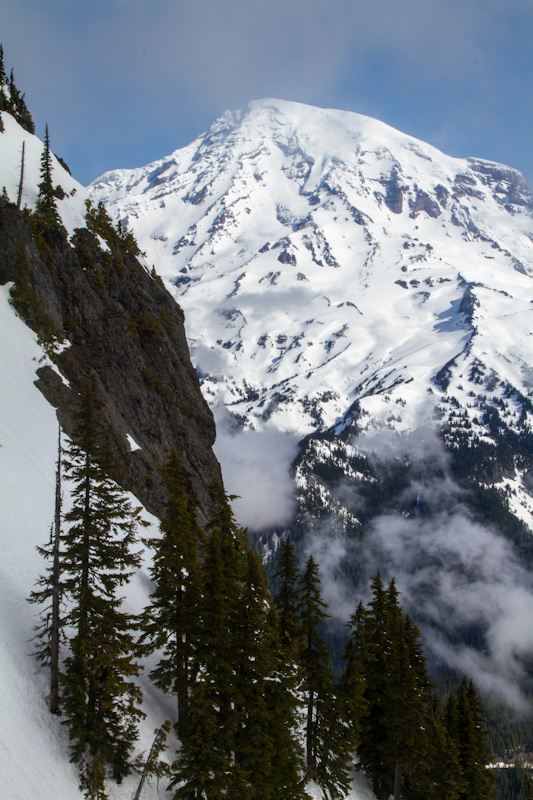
[91,99,533,443]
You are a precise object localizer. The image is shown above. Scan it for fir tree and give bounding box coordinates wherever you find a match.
[232,549,306,800]
[273,536,302,651]
[60,377,146,799]
[520,772,533,800]
[140,448,203,736]
[17,139,25,209]
[171,482,247,799]
[6,67,34,132]
[298,555,351,799]
[445,677,494,800]
[354,574,432,800]
[353,571,391,798]
[132,721,172,800]
[172,484,307,800]
[339,601,368,753]
[0,44,5,86]
[29,426,64,714]
[404,689,460,800]
[36,124,64,231]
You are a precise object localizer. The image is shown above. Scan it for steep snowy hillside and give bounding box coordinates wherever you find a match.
[0,111,88,233]
[92,98,533,443]
[0,285,177,800]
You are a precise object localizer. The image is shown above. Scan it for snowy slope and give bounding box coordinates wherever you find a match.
[0,112,88,235]
[91,99,533,444]
[0,284,180,799]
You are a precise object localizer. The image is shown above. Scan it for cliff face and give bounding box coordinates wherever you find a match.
[0,197,222,520]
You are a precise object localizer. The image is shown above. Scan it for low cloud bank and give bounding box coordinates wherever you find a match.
[364,509,533,711]
[305,423,533,711]
[212,406,299,531]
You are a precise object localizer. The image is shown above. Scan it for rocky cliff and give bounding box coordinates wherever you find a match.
[0,195,221,520]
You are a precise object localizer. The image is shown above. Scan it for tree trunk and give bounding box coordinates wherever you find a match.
[17,140,25,209]
[50,426,62,714]
[133,724,168,800]
[306,689,315,773]
[175,649,189,739]
[394,762,402,800]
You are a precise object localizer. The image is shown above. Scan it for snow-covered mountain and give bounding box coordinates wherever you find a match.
[92,100,533,706]
[91,98,533,443]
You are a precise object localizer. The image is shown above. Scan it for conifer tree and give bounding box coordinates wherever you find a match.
[298,555,351,799]
[36,124,64,230]
[232,549,306,800]
[132,721,172,800]
[60,377,146,799]
[273,536,302,651]
[17,139,25,209]
[6,67,34,132]
[353,571,390,798]
[29,426,64,714]
[171,482,247,799]
[445,677,494,800]
[354,574,432,800]
[520,772,533,800]
[140,448,203,736]
[404,689,460,800]
[172,484,307,800]
[0,44,6,128]
[0,44,5,86]
[339,601,368,753]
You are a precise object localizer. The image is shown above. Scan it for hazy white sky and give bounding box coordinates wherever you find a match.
[4,0,532,187]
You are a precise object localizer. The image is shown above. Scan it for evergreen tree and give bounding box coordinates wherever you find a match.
[388,606,431,800]
[60,377,146,799]
[0,44,5,86]
[17,139,25,209]
[29,426,64,714]
[232,549,306,799]
[132,721,172,800]
[172,484,307,800]
[354,574,433,800]
[339,601,368,753]
[520,772,533,800]
[445,677,494,800]
[171,482,248,799]
[273,536,302,651]
[36,124,64,230]
[0,43,6,127]
[140,448,203,735]
[298,555,351,799]
[354,571,392,799]
[6,67,34,132]
[404,688,461,800]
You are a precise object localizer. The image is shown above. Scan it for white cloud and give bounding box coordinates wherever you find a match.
[349,426,533,709]
[212,406,299,531]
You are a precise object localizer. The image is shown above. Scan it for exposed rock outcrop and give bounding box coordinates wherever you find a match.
[0,197,221,520]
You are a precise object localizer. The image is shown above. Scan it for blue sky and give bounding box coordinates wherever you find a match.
[4,0,533,188]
